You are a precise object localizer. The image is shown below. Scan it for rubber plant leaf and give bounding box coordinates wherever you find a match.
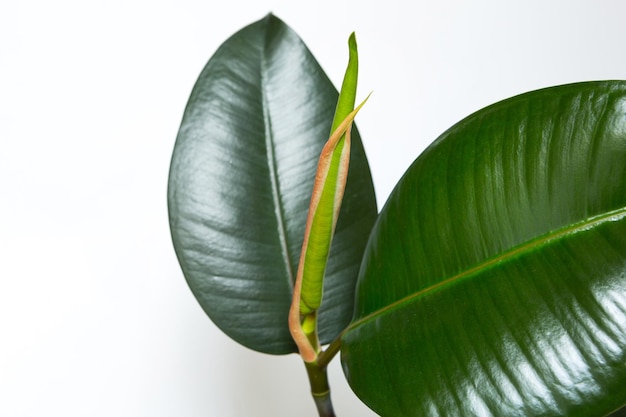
[299,33,360,317]
[290,96,370,361]
[287,33,362,361]
[341,81,626,416]
[168,14,377,354]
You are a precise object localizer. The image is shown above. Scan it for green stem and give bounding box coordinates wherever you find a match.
[305,361,336,417]
[317,336,341,369]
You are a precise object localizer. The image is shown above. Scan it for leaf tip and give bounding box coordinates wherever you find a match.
[348,32,357,49]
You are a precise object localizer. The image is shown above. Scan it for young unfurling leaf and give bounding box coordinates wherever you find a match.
[289,34,369,362]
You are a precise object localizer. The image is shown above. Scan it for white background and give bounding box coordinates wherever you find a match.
[2,0,626,416]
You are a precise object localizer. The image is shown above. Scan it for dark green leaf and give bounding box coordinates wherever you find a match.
[342,81,626,416]
[168,14,377,354]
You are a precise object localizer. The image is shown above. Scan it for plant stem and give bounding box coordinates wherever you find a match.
[317,336,341,368]
[305,361,336,417]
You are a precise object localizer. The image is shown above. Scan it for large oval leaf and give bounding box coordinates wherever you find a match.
[342,81,626,416]
[168,14,377,354]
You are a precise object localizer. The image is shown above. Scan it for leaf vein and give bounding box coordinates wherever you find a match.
[348,206,626,331]
[261,30,295,291]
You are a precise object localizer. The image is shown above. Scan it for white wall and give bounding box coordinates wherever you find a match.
[2,1,625,415]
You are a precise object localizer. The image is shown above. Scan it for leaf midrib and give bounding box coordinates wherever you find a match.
[346,206,626,332]
[260,23,295,292]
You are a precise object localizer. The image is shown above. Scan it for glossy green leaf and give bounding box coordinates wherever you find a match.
[341,81,626,416]
[168,14,377,354]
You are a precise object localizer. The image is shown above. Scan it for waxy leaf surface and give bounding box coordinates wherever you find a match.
[342,81,626,416]
[168,14,377,354]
